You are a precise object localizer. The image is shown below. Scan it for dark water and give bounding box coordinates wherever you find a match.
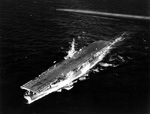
[0,0,150,114]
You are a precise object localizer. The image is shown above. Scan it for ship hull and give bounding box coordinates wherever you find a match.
[21,36,125,104]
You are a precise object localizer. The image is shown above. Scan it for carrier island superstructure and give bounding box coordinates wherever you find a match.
[20,35,125,104]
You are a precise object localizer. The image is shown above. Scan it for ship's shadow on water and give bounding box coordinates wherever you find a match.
[0,0,150,114]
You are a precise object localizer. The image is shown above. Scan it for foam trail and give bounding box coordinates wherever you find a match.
[56,9,150,20]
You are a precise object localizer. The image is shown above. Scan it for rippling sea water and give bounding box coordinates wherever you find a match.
[0,0,150,114]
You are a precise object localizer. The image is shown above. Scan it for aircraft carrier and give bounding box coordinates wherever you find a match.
[20,34,126,104]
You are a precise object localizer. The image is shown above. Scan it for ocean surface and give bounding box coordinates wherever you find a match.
[0,0,150,114]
